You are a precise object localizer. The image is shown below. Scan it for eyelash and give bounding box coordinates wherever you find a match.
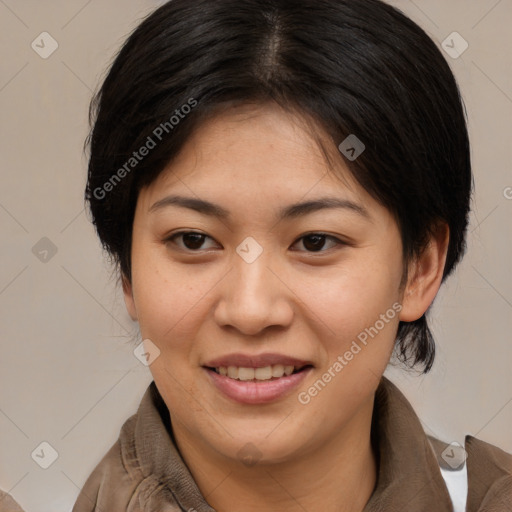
[164,231,347,254]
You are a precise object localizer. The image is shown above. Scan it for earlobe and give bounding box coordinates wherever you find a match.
[122,274,138,321]
[399,223,450,322]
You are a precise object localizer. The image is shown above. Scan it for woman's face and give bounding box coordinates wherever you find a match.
[124,104,411,466]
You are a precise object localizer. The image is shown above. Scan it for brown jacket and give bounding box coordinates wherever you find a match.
[2,377,511,511]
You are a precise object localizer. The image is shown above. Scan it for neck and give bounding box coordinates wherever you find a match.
[173,397,378,512]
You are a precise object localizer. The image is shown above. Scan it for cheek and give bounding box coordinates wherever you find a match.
[293,263,402,431]
[301,257,402,345]
[129,248,207,346]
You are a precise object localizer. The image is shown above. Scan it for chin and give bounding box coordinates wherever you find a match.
[208,430,310,468]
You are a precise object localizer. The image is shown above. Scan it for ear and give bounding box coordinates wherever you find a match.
[399,222,450,322]
[122,274,138,321]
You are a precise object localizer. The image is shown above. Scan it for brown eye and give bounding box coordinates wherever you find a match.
[181,233,207,250]
[166,232,218,251]
[292,234,343,253]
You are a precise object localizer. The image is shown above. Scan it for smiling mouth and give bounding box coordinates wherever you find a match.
[206,364,312,381]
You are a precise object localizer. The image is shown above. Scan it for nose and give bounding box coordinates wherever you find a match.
[213,248,294,336]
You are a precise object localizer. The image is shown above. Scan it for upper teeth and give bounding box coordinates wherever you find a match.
[215,365,297,381]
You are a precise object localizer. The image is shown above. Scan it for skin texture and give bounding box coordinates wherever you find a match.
[123,103,449,512]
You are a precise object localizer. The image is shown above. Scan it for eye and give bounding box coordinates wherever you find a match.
[291,233,345,253]
[165,231,219,252]
[165,231,345,253]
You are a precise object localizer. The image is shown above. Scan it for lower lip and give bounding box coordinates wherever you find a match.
[204,367,313,405]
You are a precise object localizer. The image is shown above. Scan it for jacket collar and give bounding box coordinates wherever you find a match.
[363,377,453,511]
[134,382,215,511]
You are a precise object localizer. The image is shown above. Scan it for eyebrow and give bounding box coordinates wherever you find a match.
[149,194,371,221]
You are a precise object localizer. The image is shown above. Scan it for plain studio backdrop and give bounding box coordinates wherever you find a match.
[0,1,511,510]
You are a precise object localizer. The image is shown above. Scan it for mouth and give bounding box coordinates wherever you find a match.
[202,354,314,404]
[205,364,313,381]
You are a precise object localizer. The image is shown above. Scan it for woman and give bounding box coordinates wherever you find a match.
[65,0,510,510]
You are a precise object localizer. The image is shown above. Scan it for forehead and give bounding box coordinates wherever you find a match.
[142,103,368,206]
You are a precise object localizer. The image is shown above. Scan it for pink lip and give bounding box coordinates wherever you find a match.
[203,352,313,369]
[204,366,313,405]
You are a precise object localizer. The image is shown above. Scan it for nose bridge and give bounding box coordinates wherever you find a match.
[214,239,292,334]
[232,242,275,306]
[234,246,273,294]
[233,235,274,288]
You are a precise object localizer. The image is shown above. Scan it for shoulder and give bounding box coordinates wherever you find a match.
[428,434,512,511]
[0,489,25,512]
[2,413,146,512]
[72,413,144,512]
[72,381,183,512]
[465,435,512,510]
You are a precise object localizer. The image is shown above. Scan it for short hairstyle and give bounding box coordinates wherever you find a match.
[84,0,472,373]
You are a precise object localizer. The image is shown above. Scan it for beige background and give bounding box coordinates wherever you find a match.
[0,0,511,510]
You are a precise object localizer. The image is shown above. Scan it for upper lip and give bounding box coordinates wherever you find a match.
[203,353,314,369]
